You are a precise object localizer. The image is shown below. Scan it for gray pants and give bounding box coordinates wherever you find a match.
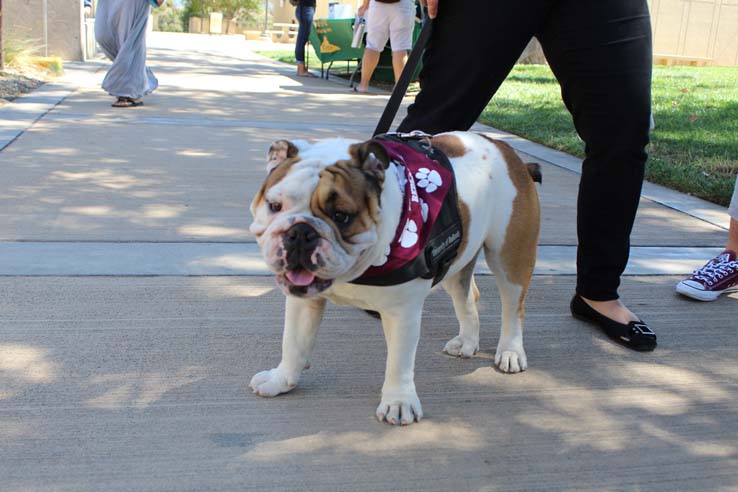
[95,0,158,99]
[729,177,738,222]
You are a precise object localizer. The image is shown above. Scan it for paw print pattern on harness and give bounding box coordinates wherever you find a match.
[400,219,419,248]
[415,168,443,193]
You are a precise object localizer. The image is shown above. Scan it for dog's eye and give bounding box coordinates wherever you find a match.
[333,211,354,227]
[268,201,282,213]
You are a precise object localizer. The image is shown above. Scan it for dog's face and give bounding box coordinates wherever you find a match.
[250,139,390,297]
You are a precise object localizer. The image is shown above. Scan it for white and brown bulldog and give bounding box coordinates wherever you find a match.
[249,132,541,425]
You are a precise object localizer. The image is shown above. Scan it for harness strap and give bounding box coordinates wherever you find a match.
[350,133,462,287]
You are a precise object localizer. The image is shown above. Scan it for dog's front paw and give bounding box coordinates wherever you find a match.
[376,390,423,426]
[494,340,527,373]
[443,335,479,358]
[249,368,297,397]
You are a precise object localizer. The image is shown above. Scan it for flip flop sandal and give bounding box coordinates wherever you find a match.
[112,97,143,108]
[570,294,657,351]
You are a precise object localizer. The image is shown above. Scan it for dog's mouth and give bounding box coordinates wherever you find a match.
[277,268,333,296]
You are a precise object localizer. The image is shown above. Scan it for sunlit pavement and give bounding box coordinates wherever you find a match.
[0,32,736,491]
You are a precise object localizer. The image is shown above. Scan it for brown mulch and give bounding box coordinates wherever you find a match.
[0,71,47,105]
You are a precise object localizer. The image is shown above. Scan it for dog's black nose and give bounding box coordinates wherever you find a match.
[284,223,320,270]
[285,223,319,249]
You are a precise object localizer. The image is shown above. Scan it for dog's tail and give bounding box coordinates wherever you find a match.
[526,162,542,184]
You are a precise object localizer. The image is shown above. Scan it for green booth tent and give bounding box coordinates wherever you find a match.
[308,17,423,82]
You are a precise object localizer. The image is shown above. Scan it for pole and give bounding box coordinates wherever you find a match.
[261,0,269,40]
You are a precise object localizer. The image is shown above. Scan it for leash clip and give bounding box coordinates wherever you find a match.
[386,131,433,152]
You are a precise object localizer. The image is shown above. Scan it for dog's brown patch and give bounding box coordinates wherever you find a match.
[267,140,299,171]
[456,198,472,258]
[492,140,540,313]
[252,157,301,211]
[310,159,382,249]
[431,134,469,158]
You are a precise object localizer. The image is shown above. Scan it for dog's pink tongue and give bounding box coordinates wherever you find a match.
[286,269,315,286]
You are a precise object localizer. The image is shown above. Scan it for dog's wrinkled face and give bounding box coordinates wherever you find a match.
[250,139,389,297]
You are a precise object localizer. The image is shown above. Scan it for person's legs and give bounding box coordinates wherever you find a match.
[729,178,738,251]
[358,49,382,91]
[538,0,652,323]
[295,5,315,75]
[97,0,157,100]
[676,178,738,301]
[391,50,408,82]
[387,1,414,84]
[358,1,391,91]
[397,0,551,133]
[727,219,738,246]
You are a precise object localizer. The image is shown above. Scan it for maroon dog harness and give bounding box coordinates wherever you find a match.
[351,133,462,286]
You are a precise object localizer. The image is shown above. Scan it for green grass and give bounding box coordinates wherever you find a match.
[255,50,302,65]
[479,64,738,207]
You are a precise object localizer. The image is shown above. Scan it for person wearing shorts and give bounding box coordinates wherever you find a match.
[355,0,416,93]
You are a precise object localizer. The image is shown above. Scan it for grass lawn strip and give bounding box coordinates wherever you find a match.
[481,64,738,207]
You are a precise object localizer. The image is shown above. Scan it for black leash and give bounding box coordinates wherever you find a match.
[372,10,433,137]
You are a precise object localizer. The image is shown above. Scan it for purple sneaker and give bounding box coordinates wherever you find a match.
[676,250,738,301]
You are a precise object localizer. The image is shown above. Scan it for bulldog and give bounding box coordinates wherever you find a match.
[249,131,541,426]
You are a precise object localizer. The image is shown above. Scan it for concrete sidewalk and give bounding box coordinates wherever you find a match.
[1,32,736,491]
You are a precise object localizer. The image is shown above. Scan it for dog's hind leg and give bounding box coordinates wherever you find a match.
[441,255,481,358]
[483,244,533,373]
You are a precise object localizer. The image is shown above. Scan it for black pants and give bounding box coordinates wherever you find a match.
[398,0,652,301]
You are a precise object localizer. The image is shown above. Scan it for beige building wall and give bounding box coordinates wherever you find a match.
[4,0,85,61]
[649,0,738,65]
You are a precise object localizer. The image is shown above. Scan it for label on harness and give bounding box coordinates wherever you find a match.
[430,229,461,260]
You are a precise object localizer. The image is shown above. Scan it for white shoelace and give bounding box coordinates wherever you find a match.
[692,258,738,286]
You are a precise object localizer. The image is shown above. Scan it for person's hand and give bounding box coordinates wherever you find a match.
[419,0,438,19]
[358,4,368,17]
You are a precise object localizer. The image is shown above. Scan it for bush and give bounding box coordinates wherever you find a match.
[157,3,185,32]
[182,0,262,27]
[3,33,42,68]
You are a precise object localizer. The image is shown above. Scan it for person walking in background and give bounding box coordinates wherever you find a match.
[677,178,738,301]
[294,0,317,77]
[354,0,415,93]
[399,0,657,350]
[95,0,163,107]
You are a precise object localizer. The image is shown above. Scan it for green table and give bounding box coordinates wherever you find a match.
[308,18,364,78]
[308,17,423,82]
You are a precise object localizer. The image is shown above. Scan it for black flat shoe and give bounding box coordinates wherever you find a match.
[570,295,657,351]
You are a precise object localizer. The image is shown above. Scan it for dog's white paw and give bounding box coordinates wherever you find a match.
[443,335,479,358]
[376,391,423,426]
[249,368,296,397]
[494,341,527,373]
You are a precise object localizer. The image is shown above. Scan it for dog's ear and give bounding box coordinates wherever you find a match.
[266,140,299,173]
[349,140,390,185]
